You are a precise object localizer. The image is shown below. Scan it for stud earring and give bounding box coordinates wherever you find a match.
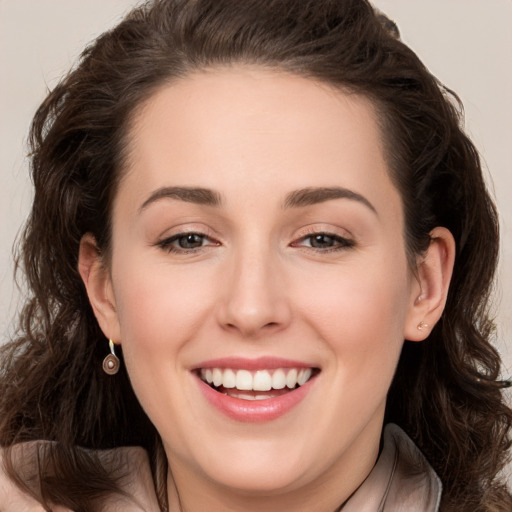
[417,321,429,331]
[102,339,120,375]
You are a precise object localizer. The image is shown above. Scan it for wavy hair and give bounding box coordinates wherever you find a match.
[1,0,511,510]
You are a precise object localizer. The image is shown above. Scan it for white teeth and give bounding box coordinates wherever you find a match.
[272,369,286,389]
[226,392,276,400]
[223,369,236,389]
[199,367,314,391]
[236,370,253,390]
[286,368,298,389]
[253,370,272,391]
[212,368,223,387]
[298,368,312,386]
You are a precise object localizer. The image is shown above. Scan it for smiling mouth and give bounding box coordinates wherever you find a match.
[198,367,319,400]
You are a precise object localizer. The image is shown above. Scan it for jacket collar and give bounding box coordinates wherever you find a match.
[341,423,442,511]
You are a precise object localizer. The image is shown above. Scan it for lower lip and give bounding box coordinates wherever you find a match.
[196,375,316,423]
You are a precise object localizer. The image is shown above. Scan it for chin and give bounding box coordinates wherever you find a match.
[203,460,309,494]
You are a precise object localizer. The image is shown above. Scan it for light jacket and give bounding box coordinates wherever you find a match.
[0,424,441,511]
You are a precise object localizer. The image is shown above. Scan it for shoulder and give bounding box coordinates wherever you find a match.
[0,442,161,511]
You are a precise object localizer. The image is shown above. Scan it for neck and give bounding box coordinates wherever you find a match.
[166,481,351,512]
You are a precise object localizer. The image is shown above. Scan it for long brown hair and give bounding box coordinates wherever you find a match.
[1,1,511,510]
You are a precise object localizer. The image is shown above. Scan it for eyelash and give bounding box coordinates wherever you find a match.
[156,232,219,253]
[291,231,355,253]
[156,230,355,254]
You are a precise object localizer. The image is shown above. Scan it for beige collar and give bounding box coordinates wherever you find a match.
[342,424,441,511]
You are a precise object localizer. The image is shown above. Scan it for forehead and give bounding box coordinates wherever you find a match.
[119,66,399,217]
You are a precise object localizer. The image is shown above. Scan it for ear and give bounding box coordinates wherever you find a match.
[404,227,456,341]
[78,233,121,343]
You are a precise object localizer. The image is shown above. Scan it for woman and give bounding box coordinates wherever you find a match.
[1,0,511,510]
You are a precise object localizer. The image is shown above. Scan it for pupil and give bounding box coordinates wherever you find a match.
[312,234,333,248]
[179,234,202,248]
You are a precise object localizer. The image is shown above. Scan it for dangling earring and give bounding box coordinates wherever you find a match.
[103,339,120,375]
[417,321,429,331]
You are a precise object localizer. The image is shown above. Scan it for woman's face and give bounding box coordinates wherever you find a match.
[93,68,426,505]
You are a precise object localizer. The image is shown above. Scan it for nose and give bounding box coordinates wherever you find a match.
[216,247,292,338]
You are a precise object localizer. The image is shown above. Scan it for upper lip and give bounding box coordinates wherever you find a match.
[192,356,317,371]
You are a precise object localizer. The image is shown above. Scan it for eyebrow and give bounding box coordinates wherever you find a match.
[139,186,222,212]
[283,187,377,214]
[139,185,376,215]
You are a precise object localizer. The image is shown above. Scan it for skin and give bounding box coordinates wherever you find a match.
[79,67,455,511]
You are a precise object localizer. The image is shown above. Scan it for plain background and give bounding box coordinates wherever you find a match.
[1,0,511,481]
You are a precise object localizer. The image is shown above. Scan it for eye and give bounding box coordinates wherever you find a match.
[292,232,354,252]
[174,233,206,249]
[156,232,218,253]
[306,234,338,249]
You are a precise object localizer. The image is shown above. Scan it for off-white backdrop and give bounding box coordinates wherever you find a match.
[1,0,511,479]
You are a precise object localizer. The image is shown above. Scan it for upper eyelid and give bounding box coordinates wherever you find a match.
[158,231,217,244]
[153,224,354,246]
[289,232,356,252]
[293,233,354,245]
[292,225,354,240]
[153,230,218,252]
[156,224,219,241]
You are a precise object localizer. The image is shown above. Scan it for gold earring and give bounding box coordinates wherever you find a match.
[102,339,120,375]
[417,321,429,331]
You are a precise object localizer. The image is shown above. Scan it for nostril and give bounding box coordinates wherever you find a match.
[222,319,283,337]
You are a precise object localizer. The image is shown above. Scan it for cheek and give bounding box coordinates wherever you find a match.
[297,255,411,372]
[108,258,218,435]
[111,257,216,355]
